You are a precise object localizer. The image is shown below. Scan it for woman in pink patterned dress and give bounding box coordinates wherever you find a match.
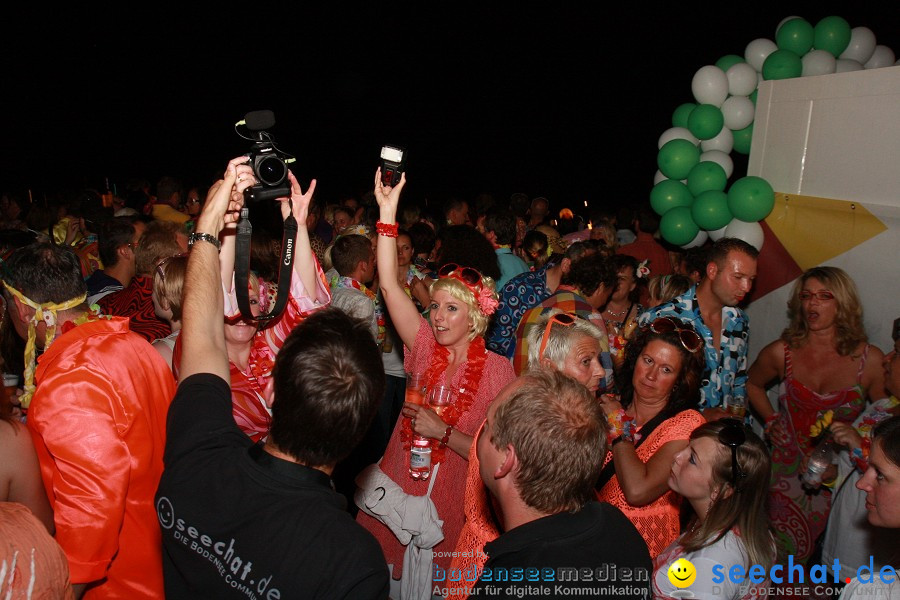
[748,267,885,563]
[174,168,330,442]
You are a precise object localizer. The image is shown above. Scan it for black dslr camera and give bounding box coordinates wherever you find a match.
[236,110,295,202]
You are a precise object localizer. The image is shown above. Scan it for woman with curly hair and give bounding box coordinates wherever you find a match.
[748,266,885,563]
[595,317,706,557]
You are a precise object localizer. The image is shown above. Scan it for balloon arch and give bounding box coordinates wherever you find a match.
[650,15,897,251]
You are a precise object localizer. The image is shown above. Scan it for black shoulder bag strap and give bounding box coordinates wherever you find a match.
[594,410,670,494]
[234,203,298,322]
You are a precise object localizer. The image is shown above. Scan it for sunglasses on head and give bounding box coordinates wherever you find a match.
[799,290,834,301]
[538,312,577,359]
[717,418,747,490]
[649,317,703,354]
[438,263,483,288]
[155,253,189,282]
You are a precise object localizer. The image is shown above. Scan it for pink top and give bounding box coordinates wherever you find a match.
[356,318,515,578]
[173,263,331,442]
[225,269,331,441]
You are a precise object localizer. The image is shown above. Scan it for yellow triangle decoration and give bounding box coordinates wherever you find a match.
[765,193,888,271]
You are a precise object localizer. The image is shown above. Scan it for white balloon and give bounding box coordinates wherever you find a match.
[724,219,765,251]
[835,58,864,73]
[700,150,734,179]
[700,127,734,154]
[776,16,804,36]
[707,225,729,241]
[721,96,755,130]
[653,170,668,185]
[692,65,729,107]
[840,27,877,64]
[745,38,778,72]
[726,62,758,96]
[681,229,709,249]
[802,49,837,77]
[865,45,896,69]
[658,127,699,149]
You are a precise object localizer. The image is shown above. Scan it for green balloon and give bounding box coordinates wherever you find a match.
[715,54,745,72]
[732,123,754,155]
[762,49,802,80]
[691,190,732,230]
[814,16,852,57]
[657,139,700,180]
[750,89,758,105]
[660,206,700,246]
[687,161,728,196]
[727,176,775,222]
[776,18,814,55]
[672,103,696,128]
[687,104,724,140]
[650,179,693,216]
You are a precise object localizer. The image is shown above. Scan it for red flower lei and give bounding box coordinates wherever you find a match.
[401,335,487,465]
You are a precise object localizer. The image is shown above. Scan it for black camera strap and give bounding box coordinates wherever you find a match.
[234,202,298,322]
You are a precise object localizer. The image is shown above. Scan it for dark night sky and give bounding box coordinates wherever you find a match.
[3,6,899,215]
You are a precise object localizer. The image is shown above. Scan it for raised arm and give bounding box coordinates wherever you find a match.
[282,170,318,299]
[180,158,250,383]
[374,168,420,350]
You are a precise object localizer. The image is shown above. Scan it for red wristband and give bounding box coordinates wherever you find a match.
[376,221,399,238]
[439,426,453,448]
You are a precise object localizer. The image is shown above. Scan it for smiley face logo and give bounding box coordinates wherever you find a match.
[156,496,175,530]
[667,558,696,588]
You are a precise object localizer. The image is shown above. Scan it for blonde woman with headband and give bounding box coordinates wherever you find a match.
[355,168,515,598]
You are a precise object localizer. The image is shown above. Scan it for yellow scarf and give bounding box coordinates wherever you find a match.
[3,283,86,409]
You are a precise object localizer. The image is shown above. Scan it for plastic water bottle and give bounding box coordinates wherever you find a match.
[409,436,432,480]
[801,435,834,491]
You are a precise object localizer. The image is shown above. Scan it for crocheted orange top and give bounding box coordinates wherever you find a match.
[445,423,500,598]
[596,409,704,558]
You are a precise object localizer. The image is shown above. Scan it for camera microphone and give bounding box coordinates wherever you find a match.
[237,110,277,132]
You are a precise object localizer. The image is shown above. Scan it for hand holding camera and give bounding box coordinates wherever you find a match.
[196,157,255,240]
[278,170,317,227]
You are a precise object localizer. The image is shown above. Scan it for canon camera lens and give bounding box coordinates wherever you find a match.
[254,155,287,187]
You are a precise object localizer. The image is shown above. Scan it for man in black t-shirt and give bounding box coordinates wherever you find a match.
[155,159,389,599]
[470,370,652,599]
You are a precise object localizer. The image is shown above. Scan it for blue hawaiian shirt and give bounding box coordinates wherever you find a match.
[637,285,749,410]
[486,264,554,359]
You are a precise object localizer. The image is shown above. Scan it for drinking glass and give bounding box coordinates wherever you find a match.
[427,385,454,418]
[405,372,427,406]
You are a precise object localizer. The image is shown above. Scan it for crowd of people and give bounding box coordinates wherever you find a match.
[0,163,897,600]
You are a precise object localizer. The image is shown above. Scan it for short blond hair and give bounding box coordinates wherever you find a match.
[429,275,496,341]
